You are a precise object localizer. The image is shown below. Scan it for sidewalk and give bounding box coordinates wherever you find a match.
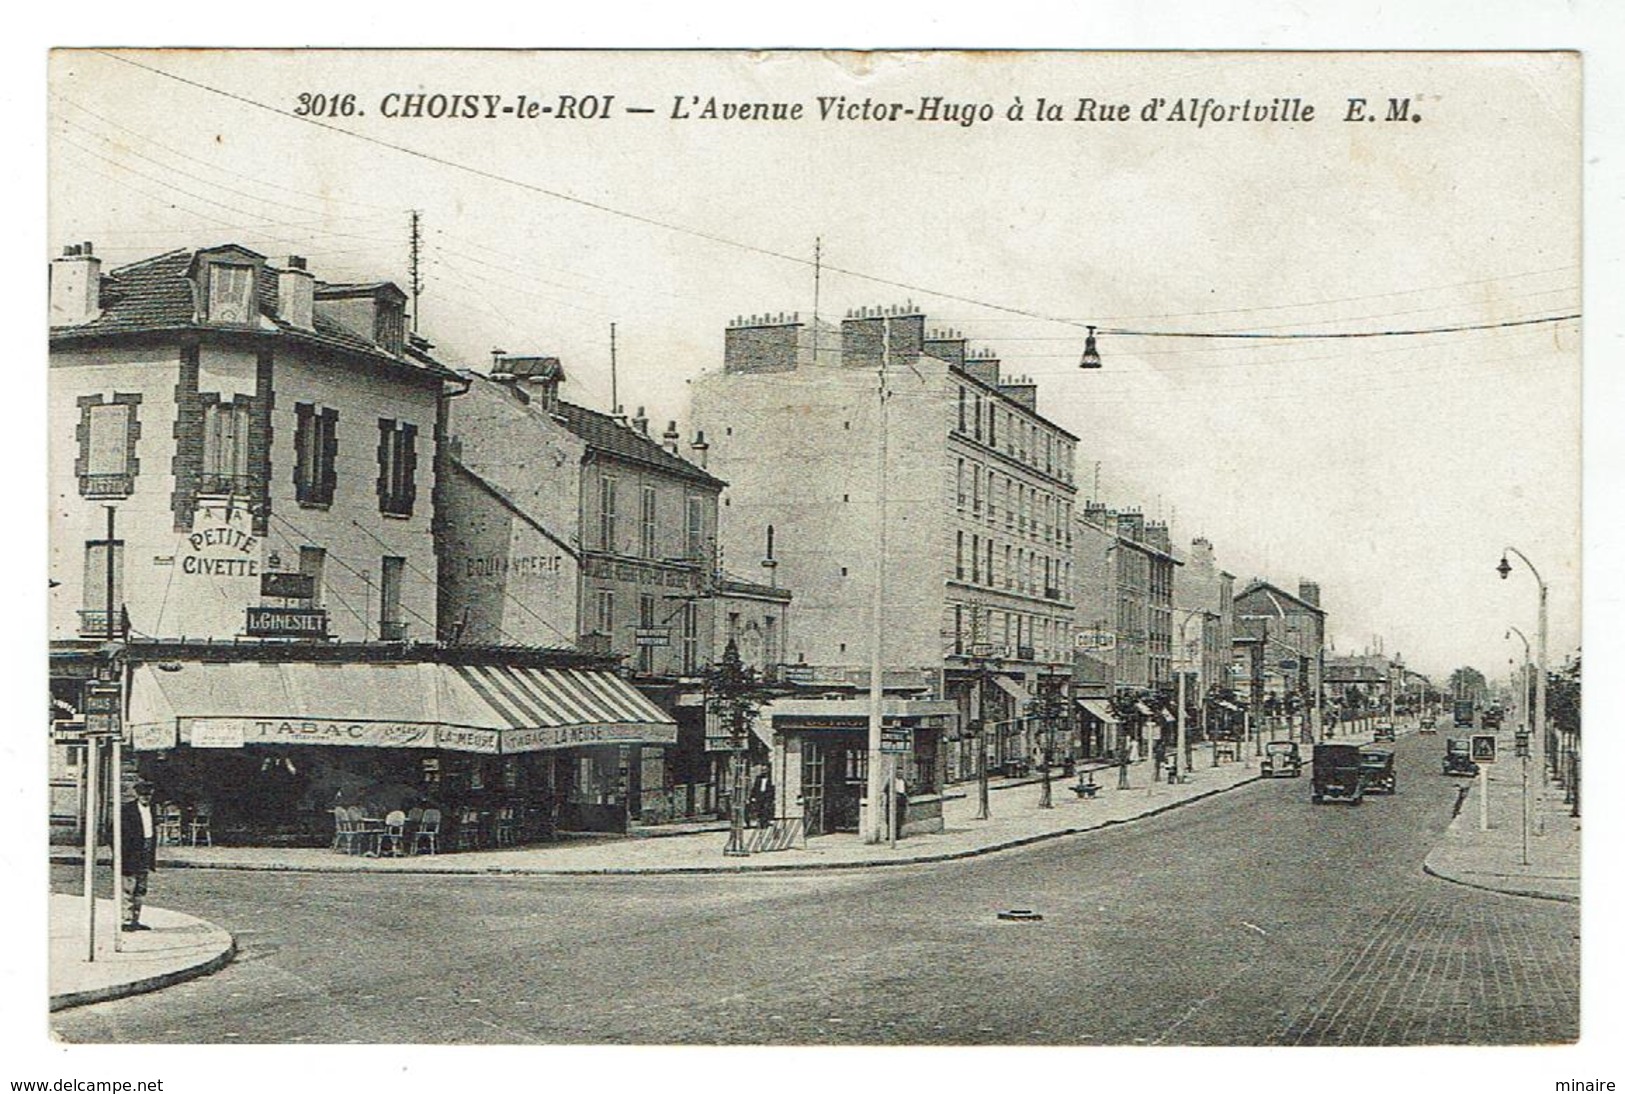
[1422,756,1580,903]
[49,894,236,1011]
[56,745,1262,877]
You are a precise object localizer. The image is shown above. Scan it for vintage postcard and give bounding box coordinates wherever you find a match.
[39,42,1594,1087]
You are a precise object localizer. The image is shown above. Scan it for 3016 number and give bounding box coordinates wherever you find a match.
[294,93,359,118]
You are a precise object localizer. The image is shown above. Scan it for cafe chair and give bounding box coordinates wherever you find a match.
[378,810,408,857]
[456,808,482,851]
[187,801,213,847]
[412,808,441,855]
[157,802,185,846]
[332,806,356,853]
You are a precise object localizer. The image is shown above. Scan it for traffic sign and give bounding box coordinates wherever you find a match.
[880,726,913,754]
[634,627,671,647]
[1470,734,1497,764]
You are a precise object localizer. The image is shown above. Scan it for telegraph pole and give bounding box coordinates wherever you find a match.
[863,318,891,844]
[408,210,422,334]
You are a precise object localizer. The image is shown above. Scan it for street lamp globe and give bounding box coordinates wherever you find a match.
[1497,555,1512,580]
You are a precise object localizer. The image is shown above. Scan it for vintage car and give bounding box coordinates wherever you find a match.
[1359,745,1397,794]
[1311,743,1366,804]
[1443,738,1480,777]
[1418,715,1438,734]
[1372,721,1397,742]
[1260,740,1303,778]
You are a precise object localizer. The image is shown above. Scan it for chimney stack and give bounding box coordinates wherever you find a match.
[49,242,102,326]
[275,255,316,330]
[690,429,709,469]
[631,406,649,435]
[661,421,681,455]
[1298,580,1321,608]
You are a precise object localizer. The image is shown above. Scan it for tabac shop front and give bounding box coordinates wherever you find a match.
[125,644,677,845]
[759,698,958,838]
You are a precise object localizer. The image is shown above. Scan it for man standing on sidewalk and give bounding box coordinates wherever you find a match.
[121,780,159,932]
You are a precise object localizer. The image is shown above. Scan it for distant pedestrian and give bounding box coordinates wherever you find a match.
[121,780,160,932]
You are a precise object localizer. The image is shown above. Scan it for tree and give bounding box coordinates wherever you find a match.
[1548,655,1581,738]
[703,639,775,855]
[1448,666,1488,702]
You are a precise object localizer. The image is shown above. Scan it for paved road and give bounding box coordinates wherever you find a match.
[51,734,1578,1045]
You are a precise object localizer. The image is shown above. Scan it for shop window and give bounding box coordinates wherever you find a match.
[376,419,418,517]
[293,403,338,507]
[844,749,868,782]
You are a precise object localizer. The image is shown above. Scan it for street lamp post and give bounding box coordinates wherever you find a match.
[1498,548,1548,791]
[1507,626,1532,867]
[1174,609,1205,780]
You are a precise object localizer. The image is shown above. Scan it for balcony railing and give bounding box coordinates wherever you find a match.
[196,472,258,498]
[77,609,128,638]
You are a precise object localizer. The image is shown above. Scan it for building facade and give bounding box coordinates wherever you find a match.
[688,306,1078,824]
[439,360,774,826]
[1233,579,1328,740]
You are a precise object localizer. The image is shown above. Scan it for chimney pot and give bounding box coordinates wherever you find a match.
[50,241,102,325]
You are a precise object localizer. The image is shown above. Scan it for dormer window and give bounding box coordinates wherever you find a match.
[208,264,257,325]
[375,298,405,356]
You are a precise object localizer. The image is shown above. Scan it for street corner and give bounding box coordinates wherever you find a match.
[50,896,237,1012]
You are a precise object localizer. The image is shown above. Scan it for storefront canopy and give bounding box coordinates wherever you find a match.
[1075,698,1120,724]
[991,674,1032,704]
[129,660,676,754]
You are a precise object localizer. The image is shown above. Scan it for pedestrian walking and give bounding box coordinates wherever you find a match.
[121,780,160,932]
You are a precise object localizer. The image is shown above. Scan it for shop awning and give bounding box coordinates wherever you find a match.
[129,661,676,754]
[991,674,1032,704]
[1075,698,1119,724]
[1134,701,1154,716]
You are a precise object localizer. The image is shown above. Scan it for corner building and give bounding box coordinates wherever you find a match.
[689,307,1077,833]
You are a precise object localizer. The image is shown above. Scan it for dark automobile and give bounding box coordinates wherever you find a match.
[1311,743,1366,804]
[1419,715,1437,734]
[1260,739,1303,778]
[1359,745,1397,794]
[1373,721,1397,742]
[1443,738,1480,777]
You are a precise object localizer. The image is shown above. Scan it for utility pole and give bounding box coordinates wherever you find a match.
[408,210,422,334]
[609,322,619,416]
[863,318,891,844]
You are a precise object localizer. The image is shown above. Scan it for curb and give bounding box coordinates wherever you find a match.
[54,774,1262,878]
[1421,860,1579,905]
[50,935,238,1012]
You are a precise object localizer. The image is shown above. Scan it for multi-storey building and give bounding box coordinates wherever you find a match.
[1174,536,1238,734]
[1233,579,1328,739]
[439,360,785,826]
[689,307,1077,832]
[1073,503,1182,754]
[48,243,673,844]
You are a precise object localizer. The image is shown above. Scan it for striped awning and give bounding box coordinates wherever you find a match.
[128,661,676,754]
[991,674,1031,704]
[441,664,677,753]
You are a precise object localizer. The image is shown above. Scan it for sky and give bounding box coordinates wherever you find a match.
[46,49,1582,682]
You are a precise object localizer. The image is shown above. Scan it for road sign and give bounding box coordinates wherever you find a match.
[635,627,671,647]
[1471,734,1497,763]
[82,682,122,736]
[1277,658,1299,671]
[880,726,913,754]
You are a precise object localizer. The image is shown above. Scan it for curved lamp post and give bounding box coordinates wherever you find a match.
[1497,548,1548,789]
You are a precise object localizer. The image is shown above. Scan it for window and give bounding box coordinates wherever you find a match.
[294,403,338,507]
[988,405,997,447]
[79,398,139,498]
[1004,544,1013,590]
[986,538,994,587]
[376,419,418,517]
[638,594,657,674]
[953,604,964,655]
[764,615,778,666]
[971,534,981,584]
[685,496,706,561]
[640,485,658,558]
[956,531,965,580]
[299,546,326,607]
[973,394,983,441]
[599,477,619,550]
[957,387,967,433]
[202,401,252,496]
[207,264,255,324]
[380,556,406,640]
[971,464,981,515]
[956,458,966,508]
[81,539,124,637]
[680,601,699,675]
[986,469,996,523]
[596,589,615,637]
